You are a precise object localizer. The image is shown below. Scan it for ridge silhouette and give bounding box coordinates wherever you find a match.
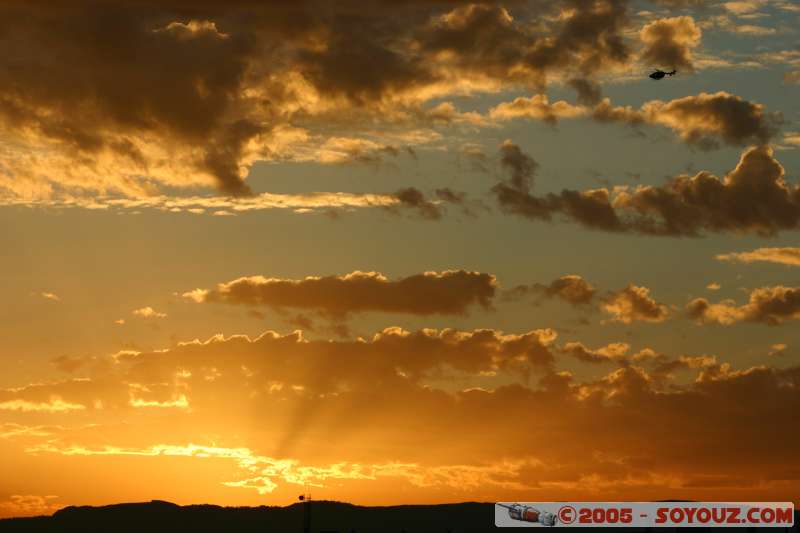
[0,500,796,532]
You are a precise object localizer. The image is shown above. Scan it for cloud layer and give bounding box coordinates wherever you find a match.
[0,0,643,201]
[1,327,798,502]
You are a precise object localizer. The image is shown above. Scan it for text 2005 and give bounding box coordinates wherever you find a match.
[578,507,634,524]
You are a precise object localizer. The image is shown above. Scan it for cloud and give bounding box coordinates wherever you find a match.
[317,137,411,165]
[631,92,779,149]
[782,131,800,148]
[639,16,702,72]
[508,275,598,306]
[615,145,799,236]
[687,286,800,325]
[132,306,167,319]
[391,188,444,220]
[493,91,780,150]
[769,343,788,356]
[184,270,497,317]
[0,398,86,413]
[3,328,799,499]
[651,0,709,7]
[1,190,412,217]
[0,495,61,518]
[731,24,776,35]
[601,285,670,324]
[0,0,641,203]
[567,78,604,106]
[490,142,800,237]
[0,7,262,197]
[717,247,800,267]
[723,1,767,15]
[785,71,800,85]
[51,355,86,374]
[561,341,630,363]
[489,95,586,124]
[507,275,669,326]
[488,140,620,228]
[3,327,558,420]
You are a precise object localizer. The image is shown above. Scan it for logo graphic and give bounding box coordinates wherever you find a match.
[497,503,558,527]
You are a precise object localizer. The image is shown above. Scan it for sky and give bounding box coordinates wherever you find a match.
[1,0,800,518]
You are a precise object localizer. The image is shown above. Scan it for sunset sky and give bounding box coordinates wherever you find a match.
[1,0,800,518]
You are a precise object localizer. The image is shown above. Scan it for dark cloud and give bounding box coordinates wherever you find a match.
[491,141,624,231]
[507,275,669,326]
[616,145,799,236]
[416,0,631,88]
[0,0,645,200]
[491,140,553,220]
[392,187,444,220]
[509,275,597,306]
[184,270,497,317]
[687,286,800,326]
[434,187,483,217]
[567,78,603,106]
[641,92,781,149]
[0,6,262,195]
[434,187,466,204]
[590,92,781,149]
[490,142,800,237]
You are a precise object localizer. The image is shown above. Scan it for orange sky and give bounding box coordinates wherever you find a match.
[1,0,800,519]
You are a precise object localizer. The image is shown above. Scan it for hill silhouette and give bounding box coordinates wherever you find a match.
[0,500,796,532]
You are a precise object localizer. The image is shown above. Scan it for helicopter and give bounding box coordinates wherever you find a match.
[649,69,677,80]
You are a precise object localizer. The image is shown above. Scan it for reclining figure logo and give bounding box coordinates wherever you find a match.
[498,503,558,527]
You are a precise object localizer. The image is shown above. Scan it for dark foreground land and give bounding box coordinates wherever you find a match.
[0,500,797,532]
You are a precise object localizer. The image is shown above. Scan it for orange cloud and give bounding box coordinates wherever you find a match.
[489,95,586,124]
[132,307,167,319]
[601,285,670,324]
[717,247,800,267]
[1,328,796,502]
[639,16,702,72]
[0,495,61,518]
[0,397,86,413]
[687,286,800,326]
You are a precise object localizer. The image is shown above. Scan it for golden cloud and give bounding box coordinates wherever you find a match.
[717,247,800,267]
[687,286,800,325]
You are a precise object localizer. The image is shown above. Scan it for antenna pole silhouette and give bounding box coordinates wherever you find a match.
[299,491,311,533]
